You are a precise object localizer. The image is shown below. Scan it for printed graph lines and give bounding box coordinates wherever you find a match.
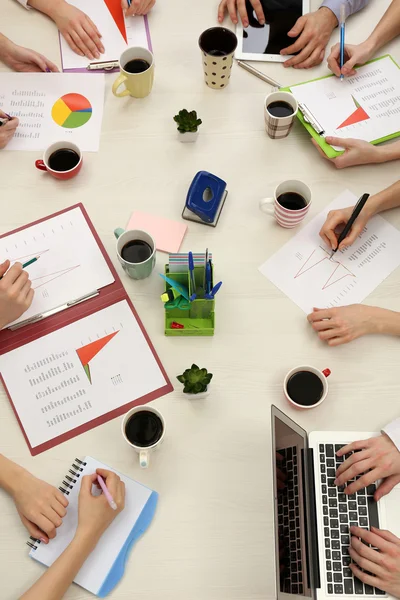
[9,249,50,262]
[31,265,80,289]
[294,247,356,291]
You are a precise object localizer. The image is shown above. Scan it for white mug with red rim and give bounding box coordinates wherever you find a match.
[35,141,82,180]
[284,365,331,410]
[260,180,311,228]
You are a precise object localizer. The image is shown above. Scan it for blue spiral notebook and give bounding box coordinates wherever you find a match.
[28,456,158,597]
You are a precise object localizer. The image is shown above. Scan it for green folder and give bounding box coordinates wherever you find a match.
[280,54,400,158]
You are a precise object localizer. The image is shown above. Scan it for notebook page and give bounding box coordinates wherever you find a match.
[30,457,153,595]
[60,0,127,70]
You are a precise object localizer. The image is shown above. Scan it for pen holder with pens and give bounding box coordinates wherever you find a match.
[163,265,215,336]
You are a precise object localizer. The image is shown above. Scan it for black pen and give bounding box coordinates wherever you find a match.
[330,193,370,259]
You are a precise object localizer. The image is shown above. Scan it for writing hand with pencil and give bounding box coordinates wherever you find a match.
[319,203,371,252]
[0,261,34,329]
[122,0,156,17]
[327,41,375,78]
[0,110,18,150]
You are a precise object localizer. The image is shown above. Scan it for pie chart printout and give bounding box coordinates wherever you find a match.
[51,93,93,129]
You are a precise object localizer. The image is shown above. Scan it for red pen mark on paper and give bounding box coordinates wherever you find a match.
[31,265,80,289]
[294,247,356,291]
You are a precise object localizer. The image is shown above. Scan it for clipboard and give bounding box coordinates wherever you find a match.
[280,54,400,158]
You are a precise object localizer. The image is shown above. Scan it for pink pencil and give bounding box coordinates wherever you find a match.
[97,474,117,510]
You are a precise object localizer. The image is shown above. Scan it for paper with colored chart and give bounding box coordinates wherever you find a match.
[0,207,114,327]
[0,73,104,151]
[291,56,400,149]
[0,300,168,451]
[259,190,400,314]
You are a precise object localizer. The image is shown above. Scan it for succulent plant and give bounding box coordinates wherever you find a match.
[176,364,213,394]
[173,109,202,134]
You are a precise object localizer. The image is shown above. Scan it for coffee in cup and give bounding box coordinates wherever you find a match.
[114,228,156,280]
[35,141,82,180]
[121,406,165,468]
[284,366,331,410]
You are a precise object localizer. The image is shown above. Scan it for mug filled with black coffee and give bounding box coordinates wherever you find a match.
[198,27,238,89]
[112,46,154,99]
[260,180,311,228]
[121,406,165,468]
[284,366,331,410]
[264,91,298,139]
[35,141,82,180]
[114,227,156,280]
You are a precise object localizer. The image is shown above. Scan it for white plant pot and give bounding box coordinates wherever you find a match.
[178,130,199,143]
[183,385,210,399]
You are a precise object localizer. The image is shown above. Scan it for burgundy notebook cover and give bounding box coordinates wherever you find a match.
[0,204,172,455]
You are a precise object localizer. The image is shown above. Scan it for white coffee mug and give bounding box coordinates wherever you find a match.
[264,91,298,139]
[121,406,165,468]
[260,180,311,228]
[284,365,331,410]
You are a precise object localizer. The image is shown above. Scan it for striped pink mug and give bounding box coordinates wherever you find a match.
[260,180,311,228]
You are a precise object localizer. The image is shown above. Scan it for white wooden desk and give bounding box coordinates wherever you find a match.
[1,1,399,598]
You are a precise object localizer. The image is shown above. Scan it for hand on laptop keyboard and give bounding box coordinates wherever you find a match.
[349,525,400,598]
[334,435,400,499]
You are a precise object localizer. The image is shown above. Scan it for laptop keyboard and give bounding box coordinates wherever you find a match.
[277,445,304,595]
[320,443,385,596]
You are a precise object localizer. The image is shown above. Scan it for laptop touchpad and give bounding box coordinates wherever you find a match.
[383,488,400,538]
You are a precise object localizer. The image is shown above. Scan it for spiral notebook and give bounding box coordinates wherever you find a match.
[28,457,158,597]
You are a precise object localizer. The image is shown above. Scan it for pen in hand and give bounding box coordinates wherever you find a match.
[329,193,370,259]
[339,4,346,81]
[97,474,117,510]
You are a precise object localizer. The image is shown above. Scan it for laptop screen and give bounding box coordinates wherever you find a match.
[272,407,315,600]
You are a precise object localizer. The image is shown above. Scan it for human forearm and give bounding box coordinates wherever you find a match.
[0,33,13,63]
[373,307,400,337]
[20,533,98,600]
[364,180,400,218]
[321,0,368,24]
[363,0,400,56]
[27,0,65,20]
[0,454,26,496]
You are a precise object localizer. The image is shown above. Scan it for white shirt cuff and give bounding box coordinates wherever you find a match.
[382,418,400,452]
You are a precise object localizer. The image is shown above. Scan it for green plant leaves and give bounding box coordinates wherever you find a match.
[176,364,213,394]
[173,109,202,133]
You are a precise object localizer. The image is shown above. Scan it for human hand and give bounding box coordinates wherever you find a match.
[0,113,19,149]
[349,526,400,597]
[281,8,337,69]
[307,305,380,347]
[1,41,58,72]
[122,0,155,17]
[327,41,374,77]
[217,0,265,27]
[334,434,400,499]
[0,261,34,328]
[311,137,382,169]
[11,468,68,543]
[75,469,125,545]
[319,204,371,250]
[51,3,104,60]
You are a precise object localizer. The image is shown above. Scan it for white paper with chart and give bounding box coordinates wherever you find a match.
[0,73,104,151]
[0,300,167,451]
[0,207,114,327]
[291,56,400,149]
[259,190,400,313]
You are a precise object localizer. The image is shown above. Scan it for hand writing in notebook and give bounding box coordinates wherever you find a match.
[122,0,156,17]
[0,261,34,329]
[20,469,125,600]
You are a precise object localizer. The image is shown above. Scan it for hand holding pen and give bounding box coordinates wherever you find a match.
[0,110,18,149]
[0,260,35,329]
[327,41,375,79]
[319,194,370,253]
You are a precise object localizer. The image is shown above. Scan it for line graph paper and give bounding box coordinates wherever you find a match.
[294,246,356,290]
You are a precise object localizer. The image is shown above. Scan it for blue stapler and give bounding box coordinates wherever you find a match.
[182,171,228,227]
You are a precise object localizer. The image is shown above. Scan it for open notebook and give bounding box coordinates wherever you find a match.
[28,457,158,597]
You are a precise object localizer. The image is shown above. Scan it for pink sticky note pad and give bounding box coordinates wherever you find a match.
[126,212,187,254]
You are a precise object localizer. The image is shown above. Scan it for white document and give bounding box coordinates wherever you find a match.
[0,73,104,151]
[259,190,400,314]
[30,456,153,595]
[60,0,127,70]
[125,15,150,48]
[0,207,114,326]
[291,56,400,148]
[0,301,167,450]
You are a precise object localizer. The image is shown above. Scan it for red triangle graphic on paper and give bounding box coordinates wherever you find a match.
[104,0,127,43]
[338,106,369,129]
[76,331,119,367]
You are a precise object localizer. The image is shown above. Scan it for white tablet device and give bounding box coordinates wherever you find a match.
[235,0,310,62]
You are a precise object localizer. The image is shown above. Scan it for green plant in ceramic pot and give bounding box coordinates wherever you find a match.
[173,109,202,143]
[177,364,213,398]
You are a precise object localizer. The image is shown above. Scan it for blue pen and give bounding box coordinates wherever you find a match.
[339,4,346,81]
[205,281,222,300]
[188,252,197,301]
[205,262,212,295]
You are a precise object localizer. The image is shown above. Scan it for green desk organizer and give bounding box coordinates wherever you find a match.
[164,265,215,336]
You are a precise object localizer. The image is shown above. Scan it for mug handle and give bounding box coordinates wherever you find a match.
[114,227,125,239]
[140,450,149,468]
[112,74,131,97]
[259,197,275,216]
[35,159,47,172]
[322,369,331,378]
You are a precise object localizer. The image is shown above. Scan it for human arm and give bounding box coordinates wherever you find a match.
[311,136,400,169]
[25,0,104,60]
[217,0,265,27]
[20,470,125,600]
[122,0,155,18]
[0,111,19,149]
[0,33,58,72]
[0,261,34,328]
[321,0,368,24]
[0,454,68,542]
[328,0,400,77]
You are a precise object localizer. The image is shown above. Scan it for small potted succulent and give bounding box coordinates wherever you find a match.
[173,109,202,143]
[177,364,213,399]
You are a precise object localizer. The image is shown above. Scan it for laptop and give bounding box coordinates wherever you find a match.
[271,405,400,600]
